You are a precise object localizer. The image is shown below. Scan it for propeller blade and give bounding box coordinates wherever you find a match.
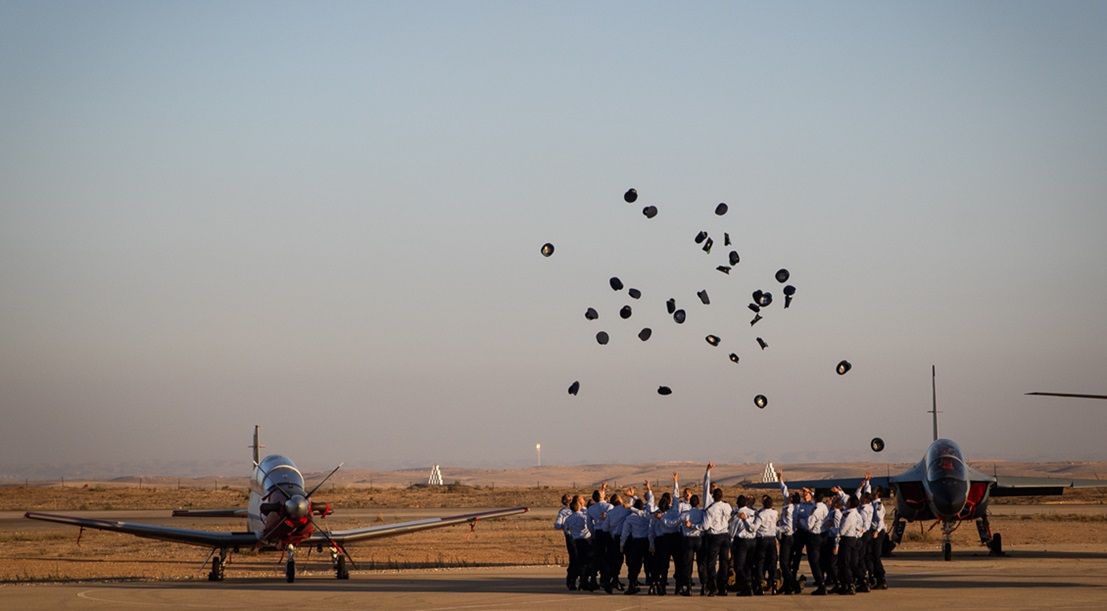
[306,463,344,499]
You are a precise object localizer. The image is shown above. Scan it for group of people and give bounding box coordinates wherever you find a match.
[554,463,890,596]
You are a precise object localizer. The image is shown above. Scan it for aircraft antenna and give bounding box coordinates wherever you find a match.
[251,425,265,465]
[930,365,940,441]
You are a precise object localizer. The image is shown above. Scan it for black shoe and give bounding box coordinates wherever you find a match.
[876,580,888,590]
[625,585,640,595]
[812,587,827,596]
[857,582,870,593]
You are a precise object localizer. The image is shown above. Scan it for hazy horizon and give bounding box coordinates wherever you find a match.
[3,2,1106,475]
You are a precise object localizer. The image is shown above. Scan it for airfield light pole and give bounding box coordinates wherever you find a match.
[536,443,541,467]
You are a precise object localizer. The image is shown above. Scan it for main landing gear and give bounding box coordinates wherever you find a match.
[976,515,1004,556]
[208,549,228,581]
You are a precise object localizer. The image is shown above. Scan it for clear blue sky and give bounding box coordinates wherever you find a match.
[2,1,1105,477]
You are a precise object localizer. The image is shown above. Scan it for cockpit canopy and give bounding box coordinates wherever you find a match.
[255,454,306,494]
[926,438,968,482]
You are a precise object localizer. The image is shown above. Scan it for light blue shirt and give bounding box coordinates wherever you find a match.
[564,510,591,540]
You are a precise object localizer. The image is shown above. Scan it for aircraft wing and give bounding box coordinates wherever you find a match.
[24,512,260,548]
[989,475,1107,497]
[171,509,248,518]
[311,506,528,545]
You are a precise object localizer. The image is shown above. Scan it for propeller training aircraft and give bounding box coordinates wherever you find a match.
[25,427,528,582]
[753,368,1107,560]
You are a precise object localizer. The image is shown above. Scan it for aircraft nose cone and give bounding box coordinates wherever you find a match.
[285,495,310,519]
[930,478,968,517]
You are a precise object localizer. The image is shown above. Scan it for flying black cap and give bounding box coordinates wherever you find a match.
[870,437,885,452]
[658,386,673,396]
[706,334,720,346]
[837,360,852,375]
[715,202,728,216]
[750,313,762,326]
[568,381,580,395]
[754,394,768,408]
[729,251,740,266]
[716,266,731,274]
[702,238,713,253]
[752,289,763,303]
[541,243,555,257]
[585,307,599,320]
[666,298,676,314]
[620,305,633,319]
[610,277,623,291]
[724,232,731,246]
[624,188,638,203]
[695,231,708,244]
[783,285,796,296]
[673,309,686,324]
[775,269,790,283]
[729,353,740,363]
[697,289,710,305]
[748,303,761,313]
[758,292,773,307]
[756,337,768,350]
[638,328,652,341]
[596,331,610,345]
[628,288,642,299]
[642,205,658,219]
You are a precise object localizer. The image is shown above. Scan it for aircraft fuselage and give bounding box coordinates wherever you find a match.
[892,438,992,523]
[248,454,314,547]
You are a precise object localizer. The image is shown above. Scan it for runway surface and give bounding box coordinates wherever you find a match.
[4,546,1107,610]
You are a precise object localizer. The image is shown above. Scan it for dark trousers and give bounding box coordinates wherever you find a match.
[591,531,612,586]
[791,529,808,578]
[838,536,864,588]
[805,532,825,588]
[564,533,579,587]
[868,531,887,582]
[572,537,596,588]
[606,535,625,587]
[756,536,779,587]
[653,532,680,588]
[681,535,705,591]
[778,534,796,589]
[703,532,730,594]
[731,537,755,591]
[624,537,649,586]
[820,535,838,587]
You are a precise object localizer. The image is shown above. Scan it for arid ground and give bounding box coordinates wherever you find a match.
[3,461,1106,583]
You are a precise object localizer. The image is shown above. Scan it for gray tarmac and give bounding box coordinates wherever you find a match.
[3,546,1107,610]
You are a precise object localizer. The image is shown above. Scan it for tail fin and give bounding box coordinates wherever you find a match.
[930,366,940,441]
[251,425,265,465]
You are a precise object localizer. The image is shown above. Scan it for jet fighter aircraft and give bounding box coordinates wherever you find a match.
[751,370,1107,560]
[25,426,528,582]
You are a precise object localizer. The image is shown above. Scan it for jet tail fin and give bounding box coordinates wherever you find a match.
[930,365,940,442]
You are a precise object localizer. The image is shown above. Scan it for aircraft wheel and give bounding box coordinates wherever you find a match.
[990,533,1003,556]
[286,560,295,583]
[943,542,951,561]
[208,556,223,581]
[336,555,350,579]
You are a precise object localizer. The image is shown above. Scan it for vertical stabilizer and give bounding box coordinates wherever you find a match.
[251,425,264,465]
[930,365,940,441]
